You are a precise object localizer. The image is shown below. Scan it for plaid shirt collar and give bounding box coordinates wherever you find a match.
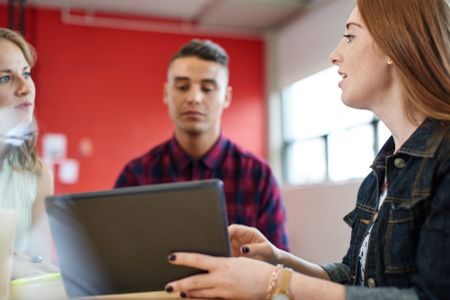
[169,134,229,171]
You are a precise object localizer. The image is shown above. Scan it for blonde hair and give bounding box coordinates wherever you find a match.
[357,0,450,123]
[0,28,40,173]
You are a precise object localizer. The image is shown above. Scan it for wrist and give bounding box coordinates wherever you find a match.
[266,264,293,300]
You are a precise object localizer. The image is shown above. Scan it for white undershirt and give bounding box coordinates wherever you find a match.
[357,180,388,285]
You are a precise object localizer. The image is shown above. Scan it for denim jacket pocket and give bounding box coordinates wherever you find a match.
[384,196,428,274]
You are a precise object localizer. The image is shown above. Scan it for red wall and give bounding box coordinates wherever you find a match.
[1,6,267,194]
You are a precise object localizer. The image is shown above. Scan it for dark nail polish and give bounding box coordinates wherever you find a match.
[180,291,187,298]
[165,285,173,293]
[168,254,176,261]
[242,246,249,254]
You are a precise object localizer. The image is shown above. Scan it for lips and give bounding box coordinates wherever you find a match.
[182,111,204,117]
[337,70,347,88]
[338,71,347,79]
[14,101,33,110]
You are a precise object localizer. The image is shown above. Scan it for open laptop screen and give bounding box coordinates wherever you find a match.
[45,179,230,297]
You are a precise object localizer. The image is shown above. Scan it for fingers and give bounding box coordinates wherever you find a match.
[228,224,264,242]
[182,288,222,299]
[165,272,215,295]
[228,224,250,237]
[239,241,279,264]
[241,241,272,257]
[168,252,219,271]
[41,262,59,273]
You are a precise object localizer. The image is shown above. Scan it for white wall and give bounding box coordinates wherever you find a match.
[266,0,356,179]
[282,181,360,264]
[265,0,360,265]
[276,0,356,87]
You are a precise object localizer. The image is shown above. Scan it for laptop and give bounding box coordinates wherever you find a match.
[45,179,230,298]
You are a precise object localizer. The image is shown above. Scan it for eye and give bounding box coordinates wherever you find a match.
[175,83,190,92]
[201,84,217,93]
[343,34,355,44]
[23,71,32,79]
[0,75,11,83]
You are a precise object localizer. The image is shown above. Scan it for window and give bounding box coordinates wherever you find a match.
[282,66,390,185]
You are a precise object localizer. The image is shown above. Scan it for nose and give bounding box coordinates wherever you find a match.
[15,76,32,96]
[186,85,203,104]
[329,43,342,65]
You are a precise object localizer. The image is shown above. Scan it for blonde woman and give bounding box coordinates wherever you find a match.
[0,28,57,278]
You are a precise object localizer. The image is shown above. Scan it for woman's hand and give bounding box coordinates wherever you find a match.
[12,253,59,279]
[228,224,282,264]
[165,252,274,299]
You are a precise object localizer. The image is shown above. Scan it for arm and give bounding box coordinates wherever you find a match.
[342,158,450,299]
[229,224,330,280]
[165,253,345,300]
[13,162,58,278]
[114,162,139,188]
[331,155,450,300]
[27,161,54,261]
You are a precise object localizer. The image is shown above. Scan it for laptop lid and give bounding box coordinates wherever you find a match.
[45,179,230,297]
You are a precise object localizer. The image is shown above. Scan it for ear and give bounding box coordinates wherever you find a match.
[163,82,169,105]
[223,86,232,109]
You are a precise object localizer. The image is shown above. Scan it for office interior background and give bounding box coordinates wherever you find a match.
[1,0,378,264]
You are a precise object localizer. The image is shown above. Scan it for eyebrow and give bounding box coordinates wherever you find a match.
[173,76,190,81]
[0,66,30,73]
[173,76,218,84]
[346,22,362,30]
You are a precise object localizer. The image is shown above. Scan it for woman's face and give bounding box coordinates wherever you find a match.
[0,39,35,139]
[329,7,393,111]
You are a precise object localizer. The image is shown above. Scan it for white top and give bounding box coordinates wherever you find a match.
[0,160,37,252]
[358,179,388,285]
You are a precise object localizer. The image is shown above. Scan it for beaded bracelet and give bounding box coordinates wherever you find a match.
[266,264,283,300]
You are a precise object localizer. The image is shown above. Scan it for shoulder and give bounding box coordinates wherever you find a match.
[225,139,274,173]
[36,160,54,196]
[123,140,171,168]
[435,122,450,176]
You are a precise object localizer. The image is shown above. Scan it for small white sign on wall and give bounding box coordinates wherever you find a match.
[58,159,79,184]
[42,133,67,165]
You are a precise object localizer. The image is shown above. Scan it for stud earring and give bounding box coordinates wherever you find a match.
[387,58,393,65]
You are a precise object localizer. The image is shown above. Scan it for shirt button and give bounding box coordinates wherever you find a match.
[394,157,406,168]
[367,278,376,288]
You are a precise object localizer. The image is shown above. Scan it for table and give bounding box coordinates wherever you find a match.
[10,277,186,300]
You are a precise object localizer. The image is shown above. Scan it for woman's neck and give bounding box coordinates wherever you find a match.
[371,79,426,153]
[377,107,425,153]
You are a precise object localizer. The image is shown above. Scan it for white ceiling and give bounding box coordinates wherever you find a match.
[11,0,314,35]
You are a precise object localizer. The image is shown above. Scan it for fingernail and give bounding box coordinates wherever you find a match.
[180,291,187,298]
[168,254,176,261]
[241,246,249,254]
[165,285,173,293]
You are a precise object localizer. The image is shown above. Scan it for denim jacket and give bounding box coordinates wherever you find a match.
[322,118,450,300]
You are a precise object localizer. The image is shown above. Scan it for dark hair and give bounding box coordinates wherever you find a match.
[169,39,229,67]
[357,0,450,123]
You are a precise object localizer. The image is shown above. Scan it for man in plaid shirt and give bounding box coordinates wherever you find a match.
[115,39,289,251]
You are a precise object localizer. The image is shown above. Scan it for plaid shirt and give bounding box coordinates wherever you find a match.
[115,135,290,251]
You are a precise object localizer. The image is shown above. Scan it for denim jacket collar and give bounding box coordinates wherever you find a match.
[371,118,448,170]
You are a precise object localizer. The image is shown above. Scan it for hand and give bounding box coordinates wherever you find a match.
[228,224,281,264]
[12,253,59,279]
[165,252,274,299]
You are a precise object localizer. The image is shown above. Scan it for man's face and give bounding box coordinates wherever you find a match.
[164,56,231,137]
